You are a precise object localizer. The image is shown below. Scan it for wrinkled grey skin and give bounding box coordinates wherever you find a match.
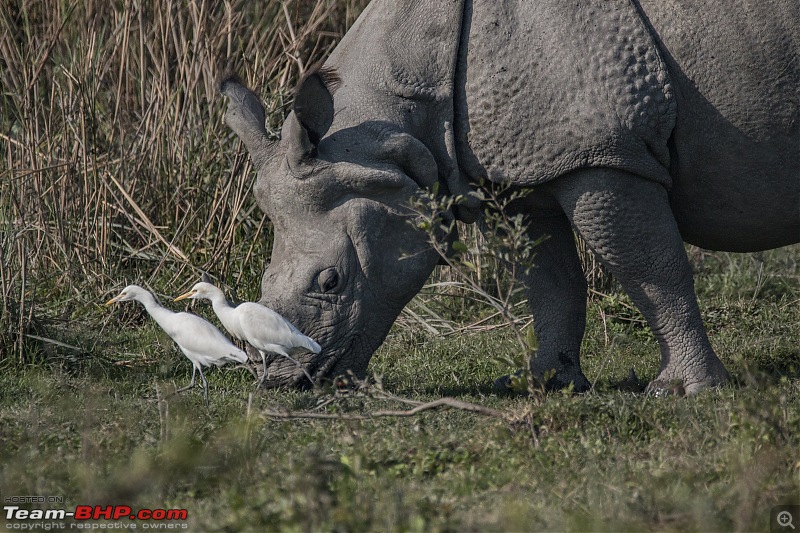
[221,0,799,392]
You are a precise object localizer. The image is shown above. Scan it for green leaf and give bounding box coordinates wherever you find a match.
[451,241,468,253]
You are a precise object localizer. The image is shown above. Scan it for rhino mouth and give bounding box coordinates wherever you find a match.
[254,336,362,389]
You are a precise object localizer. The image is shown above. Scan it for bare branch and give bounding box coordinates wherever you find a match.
[262,397,508,421]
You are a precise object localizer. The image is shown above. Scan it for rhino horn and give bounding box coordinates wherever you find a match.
[218,72,274,169]
[286,66,342,164]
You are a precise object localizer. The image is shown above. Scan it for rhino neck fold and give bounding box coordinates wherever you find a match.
[322,0,479,221]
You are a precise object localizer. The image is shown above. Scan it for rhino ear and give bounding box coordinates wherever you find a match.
[218,72,275,169]
[287,66,342,163]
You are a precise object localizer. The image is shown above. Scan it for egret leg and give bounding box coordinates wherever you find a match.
[256,351,269,388]
[254,350,314,388]
[275,348,314,387]
[174,366,197,394]
[232,363,258,379]
[198,366,209,407]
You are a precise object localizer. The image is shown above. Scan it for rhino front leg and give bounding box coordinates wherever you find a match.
[550,168,730,394]
[516,212,591,392]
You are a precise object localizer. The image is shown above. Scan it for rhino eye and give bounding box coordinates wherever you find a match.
[318,268,341,293]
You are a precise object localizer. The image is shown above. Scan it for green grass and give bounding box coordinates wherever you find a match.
[1,248,798,531]
[2,1,798,530]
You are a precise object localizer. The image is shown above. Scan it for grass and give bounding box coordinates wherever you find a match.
[2,0,799,530]
[0,247,798,531]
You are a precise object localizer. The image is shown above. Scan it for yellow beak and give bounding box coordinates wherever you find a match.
[174,290,197,302]
[105,294,122,306]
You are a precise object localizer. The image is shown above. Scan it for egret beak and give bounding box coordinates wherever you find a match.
[174,290,197,302]
[105,294,123,306]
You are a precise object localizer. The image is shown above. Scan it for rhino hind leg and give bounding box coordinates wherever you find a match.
[514,212,591,392]
[550,168,730,394]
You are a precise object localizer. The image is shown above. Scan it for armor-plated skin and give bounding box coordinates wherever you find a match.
[221,0,799,392]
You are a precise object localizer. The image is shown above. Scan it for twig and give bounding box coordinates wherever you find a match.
[444,314,533,336]
[25,334,83,352]
[262,397,507,421]
[27,2,77,93]
[103,171,189,262]
[400,306,444,336]
[589,288,637,311]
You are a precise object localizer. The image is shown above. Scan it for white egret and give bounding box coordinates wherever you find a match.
[174,282,320,387]
[105,284,248,406]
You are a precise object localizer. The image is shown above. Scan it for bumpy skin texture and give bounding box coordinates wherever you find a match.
[642,1,800,251]
[223,0,799,391]
[456,0,676,188]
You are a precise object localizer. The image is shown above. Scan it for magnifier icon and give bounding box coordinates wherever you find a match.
[778,511,795,530]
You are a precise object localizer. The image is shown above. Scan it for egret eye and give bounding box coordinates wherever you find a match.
[318,268,341,293]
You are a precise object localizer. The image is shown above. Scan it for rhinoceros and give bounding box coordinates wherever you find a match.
[220,0,799,393]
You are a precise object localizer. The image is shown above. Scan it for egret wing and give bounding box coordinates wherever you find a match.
[168,312,247,364]
[237,302,320,353]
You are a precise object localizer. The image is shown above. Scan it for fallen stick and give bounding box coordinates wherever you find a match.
[263,397,507,421]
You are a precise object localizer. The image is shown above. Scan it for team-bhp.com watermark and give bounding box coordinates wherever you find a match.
[3,496,188,530]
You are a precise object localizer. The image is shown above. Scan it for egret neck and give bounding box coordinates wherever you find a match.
[134,291,177,334]
[206,287,246,341]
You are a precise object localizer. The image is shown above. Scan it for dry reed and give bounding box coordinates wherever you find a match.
[0,0,606,361]
[0,0,367,359]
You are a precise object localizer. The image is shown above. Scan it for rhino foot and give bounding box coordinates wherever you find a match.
[493,369,591,394]
[646,360,730,396]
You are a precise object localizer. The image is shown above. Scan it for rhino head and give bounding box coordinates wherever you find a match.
[219,69,446,387]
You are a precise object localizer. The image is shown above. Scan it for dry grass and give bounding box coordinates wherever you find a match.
[0,0,608,362]
[0,0,368,359]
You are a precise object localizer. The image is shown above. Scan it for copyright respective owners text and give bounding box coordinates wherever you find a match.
[2,495,189,530]
[772,505,800,533]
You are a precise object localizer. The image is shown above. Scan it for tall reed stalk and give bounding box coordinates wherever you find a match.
[1,0,607,361]
[0,0,367,359]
